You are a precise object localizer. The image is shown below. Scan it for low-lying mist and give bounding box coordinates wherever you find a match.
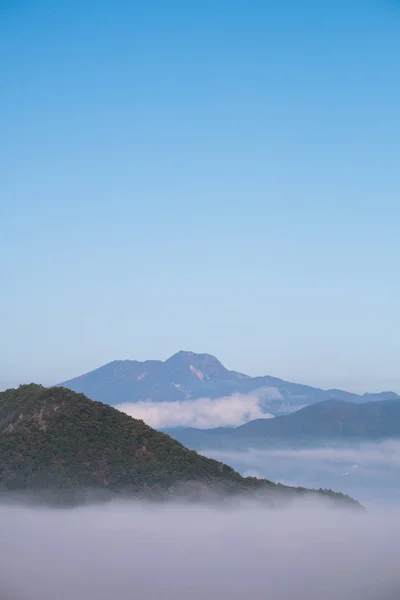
[202,441,400,502]
[115,388,278,428]
[1,499,399,599]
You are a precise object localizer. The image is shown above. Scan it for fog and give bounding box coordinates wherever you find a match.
[202,442,400,502]
[1,499,399,599]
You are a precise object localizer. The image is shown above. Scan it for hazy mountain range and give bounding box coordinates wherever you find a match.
[165,398,400,450]
[59,350,399,416]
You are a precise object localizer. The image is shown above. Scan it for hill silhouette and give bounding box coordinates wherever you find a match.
[0,384,359,507]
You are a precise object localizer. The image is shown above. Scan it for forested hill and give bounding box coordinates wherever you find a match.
[0,384,360,508]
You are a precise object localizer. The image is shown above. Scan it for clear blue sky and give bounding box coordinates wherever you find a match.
[1,0,400,392]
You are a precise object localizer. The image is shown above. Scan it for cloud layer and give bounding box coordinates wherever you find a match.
[116,392,274,429]
[202,441,400,502]
[1,500,399,599]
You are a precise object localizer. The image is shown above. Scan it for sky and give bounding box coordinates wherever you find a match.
[1,0,400,392]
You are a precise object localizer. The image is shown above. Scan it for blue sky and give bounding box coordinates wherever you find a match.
[1,0,400,392]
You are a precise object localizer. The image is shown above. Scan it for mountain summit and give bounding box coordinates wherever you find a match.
[59,351,399,414]
[59,351,249,406]
[164,351,235,380]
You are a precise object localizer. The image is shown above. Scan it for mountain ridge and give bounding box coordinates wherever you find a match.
[164,397,400,450]
[58,351,400,415]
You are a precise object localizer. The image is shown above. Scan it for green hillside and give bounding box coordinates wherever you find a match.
[0,384,360,508]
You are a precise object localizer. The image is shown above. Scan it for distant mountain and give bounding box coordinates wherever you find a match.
[59,351,400,415]
[0,384,359,508]
[165,398,400,450]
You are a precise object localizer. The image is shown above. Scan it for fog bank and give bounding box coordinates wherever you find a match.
[1,500,399,599]
[202,442,400,502]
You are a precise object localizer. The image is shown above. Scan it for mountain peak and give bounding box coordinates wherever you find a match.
[165,350,221,363]
[164,351,229,380]
[58,353,399,415]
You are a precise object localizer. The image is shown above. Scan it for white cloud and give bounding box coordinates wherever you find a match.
[115,392,274,429]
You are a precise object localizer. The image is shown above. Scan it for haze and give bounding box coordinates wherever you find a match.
[203,441,400,503]
[1,500,398,600]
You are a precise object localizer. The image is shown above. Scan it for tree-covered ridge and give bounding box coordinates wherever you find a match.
[0,384,360,508]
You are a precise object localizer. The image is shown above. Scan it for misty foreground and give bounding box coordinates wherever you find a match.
[0,500,398,600]
[0,385,360,509]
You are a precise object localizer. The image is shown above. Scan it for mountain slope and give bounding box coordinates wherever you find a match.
[165,398,400,450]
[0,384,359,507]
[58,351,400,415]
[59,351,249,405]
